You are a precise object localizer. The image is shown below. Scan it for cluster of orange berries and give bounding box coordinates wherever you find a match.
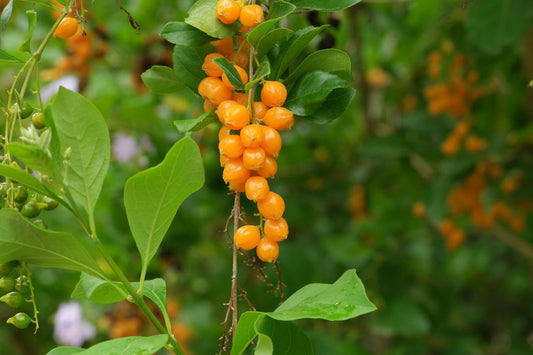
[199,2,294,262]
[439,219,465,251]
[424,44,486,118]
[441,120,488,156]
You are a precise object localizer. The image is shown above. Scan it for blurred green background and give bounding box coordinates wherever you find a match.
[1,0,532,354]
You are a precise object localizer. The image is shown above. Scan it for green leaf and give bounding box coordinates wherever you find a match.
[255,28,293,60]
[0,209,105,278]
[172,44,207,92]
[1,0,13,32]
[284,49,352,88]
[466,0,533,55]
[124,137,204,283]
[50,88,110,215]
[244,60,270,91]
[304,86,355,124]
[231,312,313,355]
[141,65,184,94]
[185,0,240,39]
[47,335,169,355]
[18,10,37,53]
[213,57,244,90]
[285,71,348,116]
[270,269,376,321]
[270,25,328,80]
[0,49,24,63]
[161,21,214,46]
[5,143,56,181]
[289,0,362,11]
[247,1,297,47]
[72,274,172,332]
[174,109,218,134]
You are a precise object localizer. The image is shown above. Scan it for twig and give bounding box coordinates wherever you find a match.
[238,284,256,311]
[115,0,140,33]
[274,261,285,303]
[239,250,277,295]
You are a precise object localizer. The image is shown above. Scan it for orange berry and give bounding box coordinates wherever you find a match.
[204,99,217,112]
[257,191,285,220]
[239,4,264,28]
[261,81,287,107]
[216,100,238,124]
[253,101,268,120]
[223,158,251,184]
[245,176,270,201]
[211,37,234,56]
[240,124,265,148]
[220,155,232,167]
[256,238,279,262]
[223,104,250,130]
[260,126,282,157]
[229,180,246,192]
[215,0,241,25]
[256,156,278,178]
[243,147,266,170]
[234,225,261,250]
[235,35,250,53]
[263,107,294,131]
[202,53,224,77]
[219,135,244,159]
[222,65,248,90]
[231,92,248,106]
[264,218,288,242]
[226,50,248,69]
[198,77,232,105]
[54,17,79,39]
[218,125,233,141]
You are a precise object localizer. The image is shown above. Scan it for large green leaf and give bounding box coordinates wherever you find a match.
[160,21,214,46]
[124,137,204,284]
[285,71,348,116]
[231,312,313,355]
[5,143,56,180]
[270,25,328,80]
[174,109,218,134]
[284,49,352,87]
[247,1,296,47]
[304,86,355,124]
[172,44,207,92]
[50,88,110,215]
[255,28,293,60]
[466,0,533,55]
[270,269,376,321]
[185,0,239,39]
[47,335,169,355]
[18,10,36,53]
[288,0,362,11]
[141,65,184,94]
[0,209,105,278]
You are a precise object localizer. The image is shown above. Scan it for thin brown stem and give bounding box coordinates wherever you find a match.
[230,192,240,338]
[274,261,285,303]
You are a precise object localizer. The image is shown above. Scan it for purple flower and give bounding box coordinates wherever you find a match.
[54,302,96,347]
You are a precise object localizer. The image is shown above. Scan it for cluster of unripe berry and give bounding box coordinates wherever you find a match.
[0,261,32,329]
[199,1,293,262]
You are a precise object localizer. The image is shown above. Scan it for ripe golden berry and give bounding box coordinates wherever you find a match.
[253,101,268,120]
[198,77,232,105]
[223,103,250,130]
[263,107,294,131]
[256,156,278,178]
[218,125,233,141]
[220,155,231,167]
[222,65,249,90]
[256,238,279,262]
[261,81,287,107]
[264,218,288,242]
[217,100,238,124]
[204,99,217,112]
[211,37,234,56]
[240,124,265,148]
[245,176,270,201]
[234,225,261,250]
[202,53,224,77]
[226,50,248,69]
[223,158,251,184]
[231,92,248,106]
[260,126,282,157]
[54,17,79,39]
[219,135,244,159]
[257,191,285,220]
[215,0,241,25]
[243,147,266,170]
[239,4,264,28]
[229,180,246,192]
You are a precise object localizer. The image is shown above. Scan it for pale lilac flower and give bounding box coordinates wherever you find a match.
[112,132,140,163]
[54,302,96,347]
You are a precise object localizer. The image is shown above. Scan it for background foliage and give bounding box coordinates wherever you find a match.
[1,0,532,354]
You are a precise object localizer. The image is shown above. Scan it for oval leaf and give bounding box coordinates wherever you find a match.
[255,27,293,60]
[124,137,204,281]
[172,44,208,92]
[141,65,184,94]
[304,86,355,124]
[50,87,110,215]
[213,57,244,90]
[174,109,217,134]
[289,0,362,11]
[247,1,296,47]
[185,0,240,39]
[47,335,169,355]
[161,21,214,46]
[5,143,57,180]
[0,209,105,278]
